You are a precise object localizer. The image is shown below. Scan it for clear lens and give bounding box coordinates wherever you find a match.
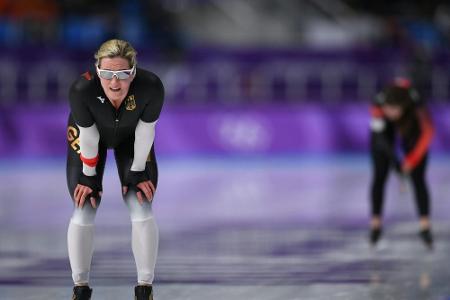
[117,71,132,80]
[97,67,134,80]
[98,70,114,80]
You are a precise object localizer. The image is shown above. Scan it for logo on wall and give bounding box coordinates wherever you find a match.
[125,95,136,111]
[215,116,271,151]
[67,126,81,154]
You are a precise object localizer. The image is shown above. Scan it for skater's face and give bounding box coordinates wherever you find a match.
[382,104,403,121]
[97,57,135,104]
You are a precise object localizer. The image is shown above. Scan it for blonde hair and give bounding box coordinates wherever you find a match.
[94,39,137,68]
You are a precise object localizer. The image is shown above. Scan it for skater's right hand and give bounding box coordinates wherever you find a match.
[74,174,102,208]
[74,184,96,208]
[402,162,413,174]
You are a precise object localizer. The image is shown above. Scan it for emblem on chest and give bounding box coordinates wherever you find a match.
[125,95,136,111]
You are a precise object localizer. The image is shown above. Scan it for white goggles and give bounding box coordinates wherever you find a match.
[96,65,136,80]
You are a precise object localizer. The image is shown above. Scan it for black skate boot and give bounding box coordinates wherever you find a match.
[370,227,382,246]
[419,228,433,250]
[135,285,153,300]
[71,286,92,300]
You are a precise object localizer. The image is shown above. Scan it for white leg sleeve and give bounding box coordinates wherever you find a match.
[67,204,97,285]
[125,193,159,285]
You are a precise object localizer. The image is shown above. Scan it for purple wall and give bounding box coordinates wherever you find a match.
[3,48,450,105]
[1,104,449,158]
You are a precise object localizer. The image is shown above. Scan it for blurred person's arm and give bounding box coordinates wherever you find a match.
[370,104,402,173]
[402,108,434,172]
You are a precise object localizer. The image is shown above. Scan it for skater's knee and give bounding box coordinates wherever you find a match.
[71,204,97,225]
[125,193,154,222]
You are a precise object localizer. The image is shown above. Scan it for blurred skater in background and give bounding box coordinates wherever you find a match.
[369,78,434,249]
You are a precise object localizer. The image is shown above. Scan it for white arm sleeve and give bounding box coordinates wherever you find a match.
[130,120,157,172]
[78,124,100,176]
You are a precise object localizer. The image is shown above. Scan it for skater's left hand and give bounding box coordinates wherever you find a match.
[122,180,155,204]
